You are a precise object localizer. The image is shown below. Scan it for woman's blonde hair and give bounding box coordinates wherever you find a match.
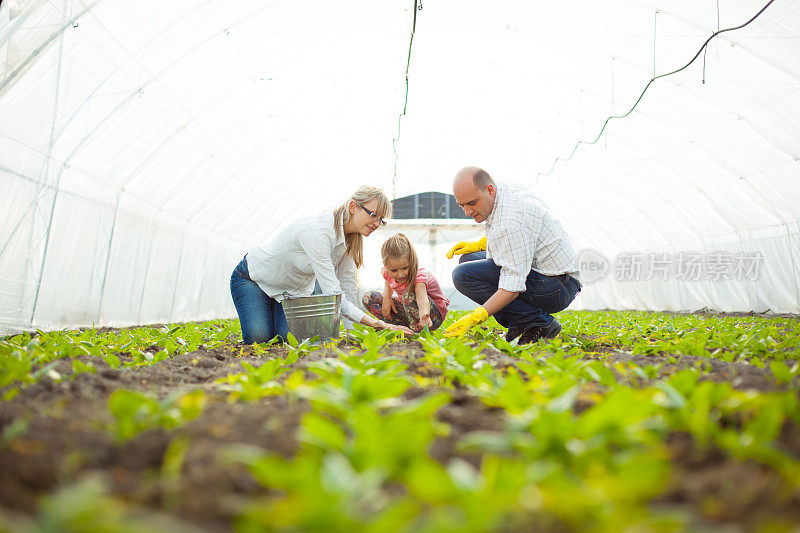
[334,185,392,268]
[381,233,419,300]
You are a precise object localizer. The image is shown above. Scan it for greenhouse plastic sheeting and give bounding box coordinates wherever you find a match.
[1,0,799,334]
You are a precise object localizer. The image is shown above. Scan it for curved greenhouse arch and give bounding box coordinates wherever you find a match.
[1,0,798,333]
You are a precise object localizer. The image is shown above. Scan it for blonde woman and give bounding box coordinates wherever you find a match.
[230,186,413,344]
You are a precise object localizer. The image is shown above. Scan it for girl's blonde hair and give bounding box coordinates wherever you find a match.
[334,185,392,268]
[381,233,419,300]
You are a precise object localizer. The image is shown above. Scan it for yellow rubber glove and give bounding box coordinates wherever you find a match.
[444,306,489,337]
[446,236,487,259]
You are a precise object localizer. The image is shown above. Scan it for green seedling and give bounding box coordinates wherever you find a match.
[216,360,287,401]
[107,389,206,442]
[769,360,798,384]
[4,311,800,532]
[32,475,190,532]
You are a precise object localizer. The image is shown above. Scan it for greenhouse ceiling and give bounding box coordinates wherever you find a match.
[1,0,799,333]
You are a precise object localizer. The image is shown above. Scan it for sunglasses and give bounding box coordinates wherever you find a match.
[357,202,387,226]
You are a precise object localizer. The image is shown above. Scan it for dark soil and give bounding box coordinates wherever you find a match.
[592,349,793,392]
[1,338,798,531]
[659,431,800,527]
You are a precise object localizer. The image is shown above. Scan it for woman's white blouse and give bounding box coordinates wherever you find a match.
[245,211,365,328]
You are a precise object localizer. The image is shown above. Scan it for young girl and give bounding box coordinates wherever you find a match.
[362,233,450,332]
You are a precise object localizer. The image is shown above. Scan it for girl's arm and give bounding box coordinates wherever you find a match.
[381,280,396,319]
[414,282,433,328]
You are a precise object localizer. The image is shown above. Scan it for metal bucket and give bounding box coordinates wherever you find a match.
[281,293,342,342]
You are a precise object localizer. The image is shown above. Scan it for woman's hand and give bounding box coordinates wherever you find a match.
[375,319,413,335]
[383,322,414,335]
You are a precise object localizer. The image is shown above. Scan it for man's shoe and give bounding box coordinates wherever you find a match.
[518,318,562,344]
[505,326,524,343]
[542,318,562,339]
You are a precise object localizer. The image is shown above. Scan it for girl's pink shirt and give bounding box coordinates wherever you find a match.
[382,267,450,319]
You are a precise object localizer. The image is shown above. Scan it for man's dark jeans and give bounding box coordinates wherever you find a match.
[452,252,580,331]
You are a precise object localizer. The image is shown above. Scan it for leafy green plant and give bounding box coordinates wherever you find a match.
[216,359,287,401]
[770,360,798,384]
[28,475,191,532]
[4,310,800,532]
[107,389,206,443]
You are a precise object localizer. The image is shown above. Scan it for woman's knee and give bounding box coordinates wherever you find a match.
[242,323,273,344]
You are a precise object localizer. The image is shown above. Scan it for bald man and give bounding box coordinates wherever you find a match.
[444,166,581,343]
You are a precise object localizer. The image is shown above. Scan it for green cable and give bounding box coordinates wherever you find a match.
[392,0,420,199]
[537,0,776,180]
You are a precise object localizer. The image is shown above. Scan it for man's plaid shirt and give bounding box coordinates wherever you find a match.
[484,182,581,293]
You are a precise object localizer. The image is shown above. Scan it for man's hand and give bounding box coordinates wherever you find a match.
[446,236,487,259]
[444,306,488,337]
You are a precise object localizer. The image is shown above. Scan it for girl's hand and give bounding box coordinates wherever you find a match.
[413,283,433,330]
[420,314,433,328]
[381,298,396,319]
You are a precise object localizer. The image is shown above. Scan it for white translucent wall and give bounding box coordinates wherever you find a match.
[0,0,411,334]
[390,0,800,314]
[2,0,799,334]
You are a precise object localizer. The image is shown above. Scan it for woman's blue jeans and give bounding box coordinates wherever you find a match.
[230,256,289,344]
[452,252,581,331]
